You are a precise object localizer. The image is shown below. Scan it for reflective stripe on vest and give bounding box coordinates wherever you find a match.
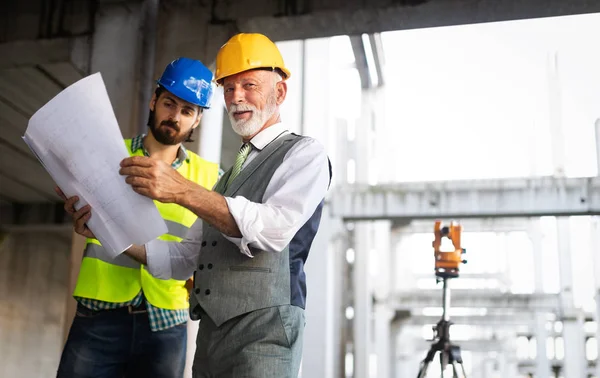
[84,243,140,269]
[165,219,189,239]
[82,219,189,269]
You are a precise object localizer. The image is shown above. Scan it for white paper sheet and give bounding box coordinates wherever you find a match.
[23,73,167,257]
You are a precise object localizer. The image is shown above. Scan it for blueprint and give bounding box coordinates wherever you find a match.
[23,73,167,257]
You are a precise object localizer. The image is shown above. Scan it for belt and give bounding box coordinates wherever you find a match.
[76,298,148,316]
[96,301,148,315]
[126,301,148,314]
[90,301,147,315]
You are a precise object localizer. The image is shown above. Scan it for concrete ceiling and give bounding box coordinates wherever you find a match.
[0,61,85,203]
[1,0,599,225]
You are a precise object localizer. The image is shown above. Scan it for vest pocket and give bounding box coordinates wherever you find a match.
[229,266,271,273]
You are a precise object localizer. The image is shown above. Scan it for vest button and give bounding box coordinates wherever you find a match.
[207,263,213,270]
[199,264,204,270]
[212,241,217,246]
[194,288,200,294]
[201,241,206,247]
[205,289,210,295]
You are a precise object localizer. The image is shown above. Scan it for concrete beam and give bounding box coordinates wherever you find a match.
[412,273,508,281]
[518,360,597,376]
[406,312,538,326]
[369,33,385,87]
[406,309,593,327]
[0,141,58,202]
[394,218,530,234]
[0,39,72,69]
[330,176,600,221]
[390,290,560,311]
[0,202,69,228]
[349,35,371,89]
[416,338,512,353]
[239,0,600,42]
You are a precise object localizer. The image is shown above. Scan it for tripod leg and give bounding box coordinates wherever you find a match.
[449,345,467,378]
[416,348,437,378]
[450,361,468,378]
[440,352,446,377]
[416,360,430,378]
[451,362,459,378]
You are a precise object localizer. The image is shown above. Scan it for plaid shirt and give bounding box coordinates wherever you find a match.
[76,134,189,332]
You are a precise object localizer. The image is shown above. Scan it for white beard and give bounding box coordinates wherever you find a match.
[228,97,277,138]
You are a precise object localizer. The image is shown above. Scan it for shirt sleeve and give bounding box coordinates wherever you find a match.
[223,137,330,257]
[145,218,203,280]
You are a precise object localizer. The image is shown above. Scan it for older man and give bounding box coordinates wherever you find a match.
[69,33,330,377]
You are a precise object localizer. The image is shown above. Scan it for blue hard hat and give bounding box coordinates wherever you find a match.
[157,57,214,108]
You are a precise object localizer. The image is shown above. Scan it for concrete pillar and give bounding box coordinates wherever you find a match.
[275,39,305,136]
[502,232,514,292]
[529,220,551,378]
[387,230,407,378]
[62,232,87,344]
[547,52,565,178]
[591,217,600,378]
[334,118,349,188]
[302,37,334,156]
[547,50,586,378]
[389,324,399,378]
[371,87,390,185]
[372,221,392,298]
[594,118,600,174]
[195,85,224,162]
[137,0,159,136]
[373,220,392,378]
[89,2,143,137]
[302,205,344,378]
[353,222,372,378]
[480,356,496,378]
[374,304,392,378]
[389,231,400,294]
[349,80,376,377]
[500,335,519,378]
[354,89,373,184]
[395,325,420,378]
[556,217,586,378]
[183,319,198,378]
[533,314,549,375]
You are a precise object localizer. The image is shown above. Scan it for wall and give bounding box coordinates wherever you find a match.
[0,231,70,378]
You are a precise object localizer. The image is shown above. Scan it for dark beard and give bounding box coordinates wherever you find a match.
[147,111,189,145]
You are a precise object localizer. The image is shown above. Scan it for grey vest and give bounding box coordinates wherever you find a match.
[190,133,304,327]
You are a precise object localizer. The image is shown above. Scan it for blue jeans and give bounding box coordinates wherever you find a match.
[57,303,187,378]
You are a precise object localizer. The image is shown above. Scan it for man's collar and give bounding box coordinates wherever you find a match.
[130,134,146,154]
[131,134,189,165]
[247,123,289,151]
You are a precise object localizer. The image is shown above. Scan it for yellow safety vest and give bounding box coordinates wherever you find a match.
[73,139,219,310]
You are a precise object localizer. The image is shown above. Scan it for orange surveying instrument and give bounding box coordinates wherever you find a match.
[417,220,468,378]
[433,220,467,279]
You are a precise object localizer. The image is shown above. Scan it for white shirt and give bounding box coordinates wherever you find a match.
[145,123,330,280]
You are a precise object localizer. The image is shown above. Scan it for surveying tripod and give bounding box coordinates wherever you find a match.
[416,221,468,378]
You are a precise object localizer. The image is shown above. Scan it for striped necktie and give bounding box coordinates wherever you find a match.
[226,143,251,189]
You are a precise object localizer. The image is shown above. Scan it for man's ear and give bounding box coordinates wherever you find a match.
[192,111,202,129]
[149,93,157,111]
[276,81,287,105]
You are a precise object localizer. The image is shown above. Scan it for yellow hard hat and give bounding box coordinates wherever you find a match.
[215,33,291,84]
